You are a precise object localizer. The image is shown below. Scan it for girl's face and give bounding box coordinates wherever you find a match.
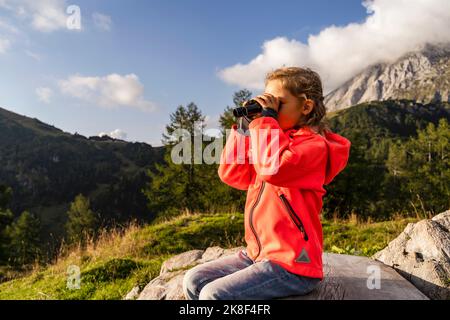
[264,79,314,131]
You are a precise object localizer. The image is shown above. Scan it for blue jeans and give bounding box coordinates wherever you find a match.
[182,249,321,300]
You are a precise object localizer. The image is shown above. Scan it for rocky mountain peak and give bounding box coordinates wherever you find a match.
[325,42,450,112]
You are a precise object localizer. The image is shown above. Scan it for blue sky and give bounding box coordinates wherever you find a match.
[1,0,447,147]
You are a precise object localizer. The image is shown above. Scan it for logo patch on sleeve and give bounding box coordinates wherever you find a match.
[295,247,311,263]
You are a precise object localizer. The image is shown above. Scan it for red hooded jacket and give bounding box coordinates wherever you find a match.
[218,116,351,279]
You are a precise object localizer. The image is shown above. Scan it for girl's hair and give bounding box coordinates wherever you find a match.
[264,66,331,136]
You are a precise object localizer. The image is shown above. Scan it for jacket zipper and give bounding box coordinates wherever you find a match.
[279,193,309,241]
[249,180,265,260]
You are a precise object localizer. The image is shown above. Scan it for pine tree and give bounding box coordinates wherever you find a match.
[144,102,209,216]
[65,194,99,247]
[5,211,41,266]
[0,185,12,210]
[387,118,450,216]
[0,185,13,264]
[143,96,251,219]
[162,102,206,145]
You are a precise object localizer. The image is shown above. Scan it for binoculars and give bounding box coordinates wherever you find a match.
[232,99,263,118]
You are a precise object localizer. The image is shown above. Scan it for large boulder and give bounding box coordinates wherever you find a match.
[136,247,244,300]
[281,253,428,300]
[372,210,450,300]
[128,246,428,300]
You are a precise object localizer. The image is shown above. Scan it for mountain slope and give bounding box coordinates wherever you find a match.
[325,42,450,112]
[327,99,450,140]
[0,106,165,241]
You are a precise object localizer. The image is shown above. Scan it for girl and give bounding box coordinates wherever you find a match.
[183,67,351,300]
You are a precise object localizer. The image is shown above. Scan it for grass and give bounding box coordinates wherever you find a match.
[0,211,418,300]
[323,213,418,256]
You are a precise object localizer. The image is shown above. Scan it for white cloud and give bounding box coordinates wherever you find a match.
[0,0,68,32]
[99,129,127,140]
[31,1,67,32]
[0,18,19,53]
[0,38,11,53]
[0,1,78,54]
[217,0,450,94]
[204,114,220,129]
[0,18,20,34]
[58,73,157,112]
[92,12,112,31]
[203,114,223,138]
[25,50,41,61]
[36,87,53,103]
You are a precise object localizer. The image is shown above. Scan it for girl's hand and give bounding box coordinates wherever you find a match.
[252,93,280,113]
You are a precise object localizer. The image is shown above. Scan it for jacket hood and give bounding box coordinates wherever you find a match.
[321,130,351,185]
[285,126,351,185]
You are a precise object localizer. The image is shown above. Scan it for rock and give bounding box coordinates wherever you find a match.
[199,246,244,264]
[198,246,224,262]
[130,247,428,300]
[324,43,450,112]
[137,270,185,300]
[137,285,166,300]
[372,210,450,300]
[281,253,428,300]
[432,209,450,232]
[164,273,187,300]
[134,247,245,300]
[124,286,140,300]
[159,249,204,275]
